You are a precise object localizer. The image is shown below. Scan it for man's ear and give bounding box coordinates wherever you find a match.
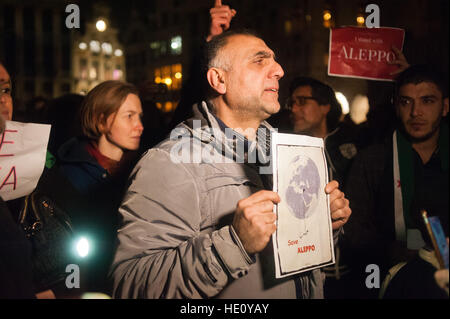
[443,97,449,117]
[206,68,227,95]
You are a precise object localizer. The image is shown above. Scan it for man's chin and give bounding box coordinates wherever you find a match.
[403,128,437,143]
[261,103,280,119]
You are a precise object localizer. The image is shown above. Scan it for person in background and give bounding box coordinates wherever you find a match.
[0,103,36,298]
[287,77,361,187]
[57,80,144,294]
[1,63,57,299]
[286,77,364,298]
[343,64,448,298]
[0,62,13,121]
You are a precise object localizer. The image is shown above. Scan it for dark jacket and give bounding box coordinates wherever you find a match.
[343,130,449,275]
[324,122,361,188]
[58,137,112,196]
[0,197,36,299]
[57,137,135,294]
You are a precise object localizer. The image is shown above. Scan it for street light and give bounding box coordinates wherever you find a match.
[323,10,332,28]
[96,19,107,32]
[357,14,365,26]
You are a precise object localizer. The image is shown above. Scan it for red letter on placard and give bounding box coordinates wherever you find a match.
[0,130,18,157]
[0,166,17,190]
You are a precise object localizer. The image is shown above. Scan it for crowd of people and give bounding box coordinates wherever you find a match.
[0,1,448,299]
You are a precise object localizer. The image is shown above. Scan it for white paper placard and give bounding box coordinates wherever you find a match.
[0,120,51,201]
[271,131,335,278]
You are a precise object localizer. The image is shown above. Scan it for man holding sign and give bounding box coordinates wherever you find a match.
[109,2,351,298]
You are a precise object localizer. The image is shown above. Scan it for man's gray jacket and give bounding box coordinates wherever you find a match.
[109,102,326,299]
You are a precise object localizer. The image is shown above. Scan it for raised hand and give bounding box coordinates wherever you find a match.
[389,46,410,76]
[207,0,237,42]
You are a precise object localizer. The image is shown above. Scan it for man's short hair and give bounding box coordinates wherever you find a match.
[203,29,261,71]
[202,29,261,99]
[395,64,449,98]
[289,77,343,132]
[81,80,139,140]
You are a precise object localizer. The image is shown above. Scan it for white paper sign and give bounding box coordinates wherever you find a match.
[271,132,335,278]
[0,121,51,201]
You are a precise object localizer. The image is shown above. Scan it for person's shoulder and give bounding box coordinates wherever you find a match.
[57,137,94,164]
[355,141,390,162]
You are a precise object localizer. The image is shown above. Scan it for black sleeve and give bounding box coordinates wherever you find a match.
[0,197,36,299]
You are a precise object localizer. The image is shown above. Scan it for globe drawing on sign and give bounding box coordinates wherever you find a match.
[285,154,321,237]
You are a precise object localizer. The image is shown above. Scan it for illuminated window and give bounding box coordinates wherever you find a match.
[150,42,160,50]
[105,62,112,80]
[170,36,182,55]
[80,58,88,79]
[102,42,113,55]
[171,64,182,89]
[114,49,123,57]
[113,66,123,80]
[79,42,87,50]
[154,63,182,91]
[90,40,100,53]
[284,20,292,35]
[90,61,99,79]
[165,101,173,112]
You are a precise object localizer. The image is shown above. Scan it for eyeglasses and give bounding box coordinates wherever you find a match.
[286,96,318,110]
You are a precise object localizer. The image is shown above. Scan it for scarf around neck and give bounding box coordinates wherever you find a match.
[393,122,449,245]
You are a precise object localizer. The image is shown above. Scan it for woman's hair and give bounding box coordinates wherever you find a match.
[81,80,139,140]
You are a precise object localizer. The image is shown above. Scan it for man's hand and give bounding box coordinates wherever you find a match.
[325,180,351,230]
[206,0,236,42]
[388,46,410,76]
[435,269,449,295]
[232,190,279,254]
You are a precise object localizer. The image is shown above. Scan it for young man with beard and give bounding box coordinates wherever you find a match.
[343,65,449,298]
[109,30,351,299]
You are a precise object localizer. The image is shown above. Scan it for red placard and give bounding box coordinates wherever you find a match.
[328,27,405,81]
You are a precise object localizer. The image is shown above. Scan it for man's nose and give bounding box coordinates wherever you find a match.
[0,92,7,103]
[271,61,284,80]
[411,101,423,117]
